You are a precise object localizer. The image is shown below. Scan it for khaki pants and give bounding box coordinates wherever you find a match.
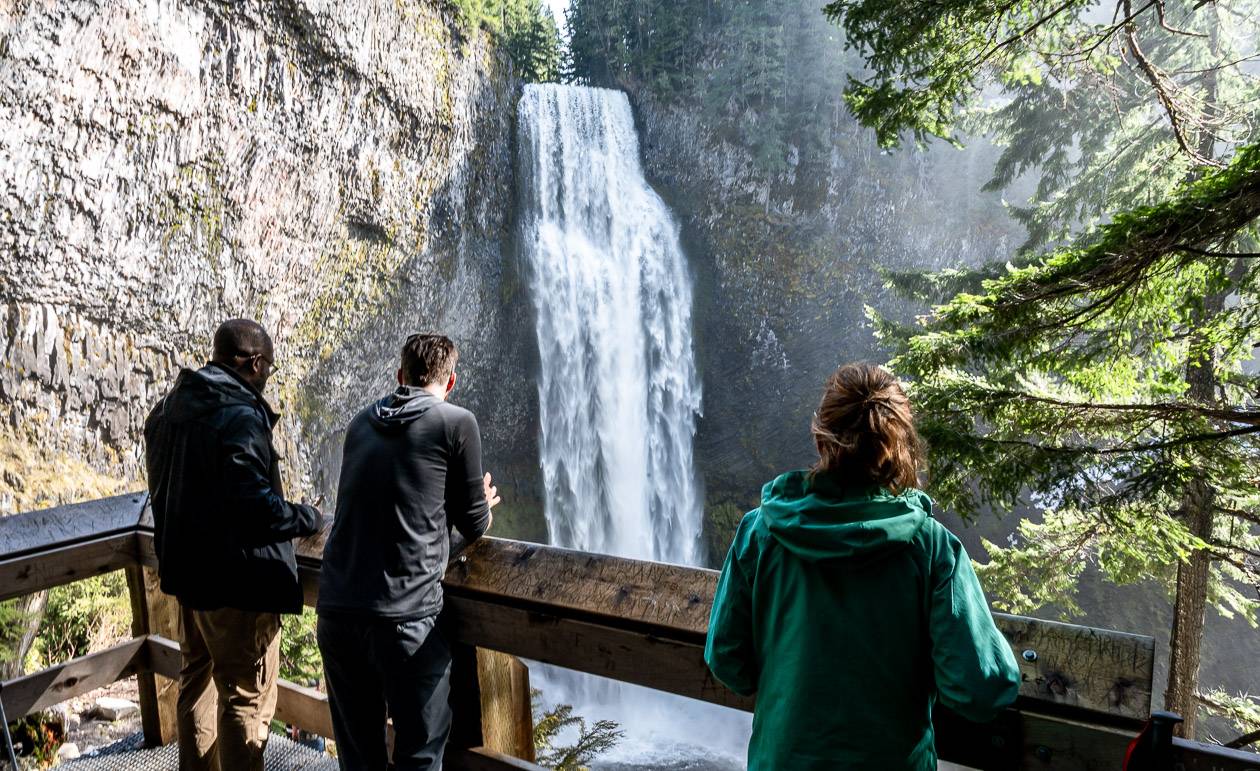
[177,605,281,771]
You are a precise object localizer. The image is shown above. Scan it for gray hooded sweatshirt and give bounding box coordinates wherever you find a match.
[317,386,491,619]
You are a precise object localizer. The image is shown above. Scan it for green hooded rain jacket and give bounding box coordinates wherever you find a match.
[705,470,1020,770]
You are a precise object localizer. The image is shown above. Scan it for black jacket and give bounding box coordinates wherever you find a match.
[317,387,491,620]
[144,363,320,614]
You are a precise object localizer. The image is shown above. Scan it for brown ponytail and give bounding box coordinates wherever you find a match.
[810,363,924,494]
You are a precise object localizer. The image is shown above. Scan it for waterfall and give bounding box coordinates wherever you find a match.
[518,84,749,767]
[518,83,703,566]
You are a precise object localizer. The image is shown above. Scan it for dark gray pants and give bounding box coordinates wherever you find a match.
[316,613,452,771]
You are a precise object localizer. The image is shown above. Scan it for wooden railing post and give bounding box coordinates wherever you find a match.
[449,644,536,765]
[126,565,180,745]
[475,650,535,761]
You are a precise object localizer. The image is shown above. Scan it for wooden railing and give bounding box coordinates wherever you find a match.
[2,493,1258,770]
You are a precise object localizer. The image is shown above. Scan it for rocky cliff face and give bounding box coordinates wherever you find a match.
[0,0,538,519]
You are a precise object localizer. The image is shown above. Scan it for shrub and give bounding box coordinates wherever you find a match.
[532,689,621,770]
[28,572,130,670]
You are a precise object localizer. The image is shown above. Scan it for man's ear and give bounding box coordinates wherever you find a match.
[397,368,405,386]
[446,372,457,398]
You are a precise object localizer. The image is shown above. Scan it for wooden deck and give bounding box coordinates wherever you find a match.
[3,494,1259,770]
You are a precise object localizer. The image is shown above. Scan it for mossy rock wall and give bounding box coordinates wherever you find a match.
[0,0,540,512]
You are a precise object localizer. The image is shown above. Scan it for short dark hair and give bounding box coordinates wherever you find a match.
[212,319,271,361]
[400,334,459,387]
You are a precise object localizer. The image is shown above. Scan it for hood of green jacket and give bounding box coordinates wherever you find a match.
[759,470,931,562]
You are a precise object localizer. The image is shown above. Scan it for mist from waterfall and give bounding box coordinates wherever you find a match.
[518,83,749,767]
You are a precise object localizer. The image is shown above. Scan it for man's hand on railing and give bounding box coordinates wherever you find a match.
[483,471,500,533]
[483,472,501,509]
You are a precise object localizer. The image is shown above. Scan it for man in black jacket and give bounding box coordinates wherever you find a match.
[316,333,498,771]
[144,319,321,771]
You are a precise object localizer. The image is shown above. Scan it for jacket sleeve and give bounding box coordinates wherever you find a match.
[704,524,758,697]
[928,531,1021,721]
[446,410,491,543]
[219,409,321,546]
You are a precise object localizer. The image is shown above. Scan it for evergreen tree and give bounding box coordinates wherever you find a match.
[824,0,1260,737]
[453,0,561,83]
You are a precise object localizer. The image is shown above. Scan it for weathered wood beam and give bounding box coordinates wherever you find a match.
[137,565,181,741]
[1011,712,1260,771]
[133,530,159,569]
[443,596,751,710]
[999,615,1153,722]
[189,524,1159,721]
[23,507,1245,769]
[0,532,139,602]
[0,637,146,718]
[141,634,182,680]
[88,529,1160,719]
[438,538,1155,720]
[275,679,336,740]
[436,538,714,640]
[0,493,147,560]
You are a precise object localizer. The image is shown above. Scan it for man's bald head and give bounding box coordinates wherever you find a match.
[211,319,276,392]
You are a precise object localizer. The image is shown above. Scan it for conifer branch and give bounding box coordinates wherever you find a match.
[976,390,1260,426]
[1124,0,1222,166]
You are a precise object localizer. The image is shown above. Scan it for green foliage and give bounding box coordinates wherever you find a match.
[830,0,1260,733]
[879,143,1260,619]
[280,608,323,686]
[532,689,622,770]
[1200,690,1260,741]
[0,600,29,667]
[825,0,1260,249]
[29,572,131,670]
[822,0,1093,148]
[453,0,561,82]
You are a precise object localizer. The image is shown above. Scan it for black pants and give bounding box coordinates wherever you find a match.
[316,613,452,771]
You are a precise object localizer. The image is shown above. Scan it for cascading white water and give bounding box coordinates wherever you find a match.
[518,83,703,566]
[518,84,750,768]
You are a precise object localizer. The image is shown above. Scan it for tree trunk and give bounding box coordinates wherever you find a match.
[1165,477,1214,738]
[1162,9,1222,738]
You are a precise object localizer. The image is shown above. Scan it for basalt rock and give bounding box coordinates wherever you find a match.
[0,0,537,510]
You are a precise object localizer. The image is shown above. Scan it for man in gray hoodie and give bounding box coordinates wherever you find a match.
[316,333,498,770]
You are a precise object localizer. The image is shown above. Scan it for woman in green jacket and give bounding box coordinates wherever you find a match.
[705,362,1020,770]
